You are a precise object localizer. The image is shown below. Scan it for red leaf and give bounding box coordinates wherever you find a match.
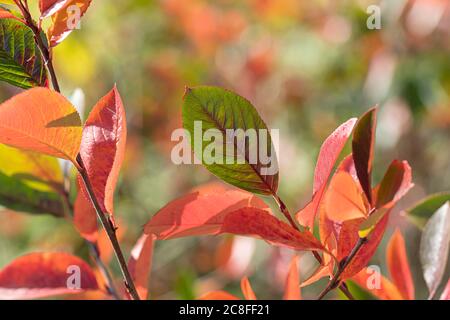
[296,118,357,228]
[0,8,26,23]
[0,252,98,299]
[220,208,325,251]
[128,234,155,300]
[352,267,404,300]
[0,88,82,162]
[79,86,127,219]
[440,279,450,300]
[73,175,98,243]
[283,255,301,300]
[144,188,269,239]
[352,108,377,205]
[338,213,389,279]
[199,291,239,300]
[376,160,413,209]
[386,229,415,300]
[240,277,257,300]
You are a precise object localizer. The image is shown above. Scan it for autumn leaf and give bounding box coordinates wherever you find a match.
[375,160,413,209]
[241,277,257,300]
[39,0,71,18]
[73,175,98,243]
[0,252,98,299]
[47,0,92,46]
[0,88,82,162]
[283,255,301,300]
[296,118,357,228]
[79,86,127,218]
[182,86,278,195]
[0,18,48,88]
[144,187,269,239]
[220,208,325,251]
[386,229,415,300]
[352,267,404,300]
[352,108,377,204]
[128,234,155,300]
[420,201,450,299]
[0,144,65,217]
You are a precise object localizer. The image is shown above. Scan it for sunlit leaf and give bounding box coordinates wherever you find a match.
[128,234,155,300]
[47,0,92,46]
[79,86,127,219]
[0,144,65,217]
[352,267,404,300]
[283,255,301,300]
[0,88,82,162]
[73,176,98,242]
[420,202,450,299]
[440,280,450,300]
[182,86,278,195]
[352,108,377,204]
[0,18,47,88]
[0,252,98,299]
[39,0,71,18]
[375,160,413,209]
[240,277,257,300]
[324,171,368,222]
[405,192,450,229]
[386,229,415,300]
[199,291,239,300]
[296,118,357,228]
[144,187,269,239]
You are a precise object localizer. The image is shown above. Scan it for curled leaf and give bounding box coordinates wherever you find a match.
[240,277,257,300]
[283,255,301,300]
[420,201,450,299]
[128,234,155,300]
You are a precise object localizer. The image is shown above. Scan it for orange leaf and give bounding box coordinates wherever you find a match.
[199,291,239,300]
[0,252,98,299]
[220,208,325,251]
[352,267,404,300]
[144,188,269,239]
[47,0,92,46]
[73,175,98,243]
[0,88,82,162]
[283,255,301,300]
[240,277,257,300]
[324,171,368,222]
[386,229,415,300]
[79,86,127,218]
[296,118,357,228]
[128,234,155,300]
[0,7,25,23]
[39,0,71,18]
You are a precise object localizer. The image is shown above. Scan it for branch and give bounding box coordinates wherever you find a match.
[273,193,354,299]
[77,156,140,300]
[317,237,367,300]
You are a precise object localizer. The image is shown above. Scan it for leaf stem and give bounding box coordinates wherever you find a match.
[76,155,140,300]
[317,237,367,300]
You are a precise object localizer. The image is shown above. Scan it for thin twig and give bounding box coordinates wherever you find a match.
[77,156,140,300]
[273,193,354,299]
[317,237,368,300]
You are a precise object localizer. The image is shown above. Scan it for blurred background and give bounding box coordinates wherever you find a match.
[0,0,449,299]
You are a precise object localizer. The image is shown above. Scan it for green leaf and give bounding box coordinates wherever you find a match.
[182,86,278,195]
[0,144,65,217]
[420,201,450,299]
[358,208,389,238]
[405,192,450,229]
[0,18,48,89]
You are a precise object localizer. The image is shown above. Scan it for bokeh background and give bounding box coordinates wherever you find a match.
[0,0,449,299]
